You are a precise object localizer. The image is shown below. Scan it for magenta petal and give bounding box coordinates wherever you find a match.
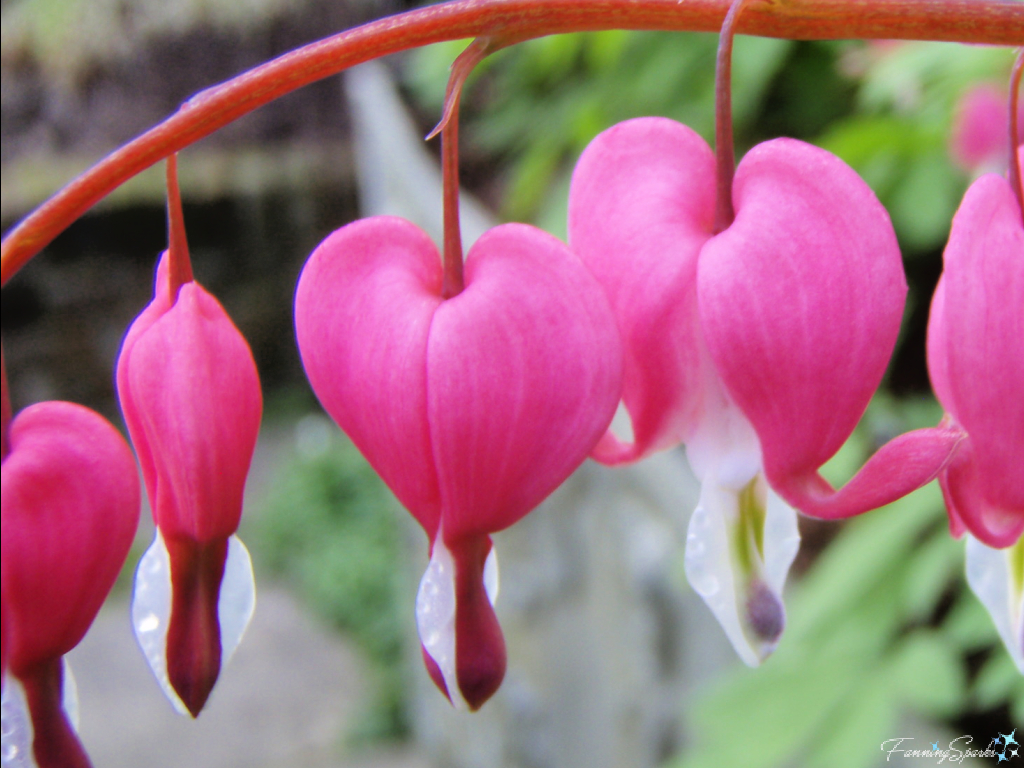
[116,253,174,508]
[697,138,921,517]
[927,172,1024,543]
[428,223,623,537]
[939,174,1024,513]
[294,216,444,537]
[2,402,139,669]
[940,436,1024,548]
[773,424,963,520]
[124,281,262,542]
[568,117,716,464]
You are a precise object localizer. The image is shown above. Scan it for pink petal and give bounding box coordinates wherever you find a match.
[697,138,949,518]
[125,281,262,542]
[928,172,1024,543]
[925,276,957,420]
[117,253,174,512]
[568,117,716,464]
[1,401,139,670]
[294,216,444,537]
[428,223,623,538]
[940,435,1024,548]
[940,173,1024,514]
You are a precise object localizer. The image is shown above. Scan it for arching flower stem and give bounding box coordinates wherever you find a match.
[1,0,1020,285]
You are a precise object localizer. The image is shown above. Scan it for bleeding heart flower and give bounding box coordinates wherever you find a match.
[295,216,622,709]
[117,253,261,717]
[1,401,139,768]
[569,117,960,664]
[926,154,1024,672]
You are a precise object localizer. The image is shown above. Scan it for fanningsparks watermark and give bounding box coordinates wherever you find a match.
[881,732,1019,764]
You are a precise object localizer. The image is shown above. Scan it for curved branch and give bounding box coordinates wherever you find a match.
[2,0,1022,284]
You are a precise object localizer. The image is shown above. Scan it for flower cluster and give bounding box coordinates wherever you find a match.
[0,13,1020,766]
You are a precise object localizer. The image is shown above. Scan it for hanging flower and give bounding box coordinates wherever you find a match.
[117,249,261,717]
[295,216,622,709]
[2,400,140,768]
[568,117,961,664]
[927,147,1024,672]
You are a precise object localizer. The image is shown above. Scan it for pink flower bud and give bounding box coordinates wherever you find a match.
[117,253,261,717]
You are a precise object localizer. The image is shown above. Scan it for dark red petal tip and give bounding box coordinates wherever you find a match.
[165,535,229,717]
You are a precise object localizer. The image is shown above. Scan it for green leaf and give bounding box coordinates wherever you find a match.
[786,485,942,642]
[805,669,897,768]
[886,631,966,718]
[901,529,961,621]
[973,650,1024,710]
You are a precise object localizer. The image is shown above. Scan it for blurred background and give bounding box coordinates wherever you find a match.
[1,0,1022,766]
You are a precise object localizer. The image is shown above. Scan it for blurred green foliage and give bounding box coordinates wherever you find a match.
[252,417,412,744]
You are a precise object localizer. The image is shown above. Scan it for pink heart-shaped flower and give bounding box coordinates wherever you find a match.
[295,216,622,708]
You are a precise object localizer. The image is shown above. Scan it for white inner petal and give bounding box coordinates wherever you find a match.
[61,659,79,732]
[762,487,801,597]
[685,479,756,664]
[219,536,257,667]
[131,531,257,714]
[415,537,498,710]
[965,535,1024,674]
[1,677,35,768]
[683,394,799,667]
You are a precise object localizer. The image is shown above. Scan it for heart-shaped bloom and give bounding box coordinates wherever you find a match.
[295,216,622,709]
[569,117,960,664]
[927,152,1024,672]
[2,401,139,768]
[117,254,261,717]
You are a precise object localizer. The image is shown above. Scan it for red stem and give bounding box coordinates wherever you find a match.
[165,155,194,299]
[713,0,750,233]
[437,38,509,298]
[1010,48,1023,223]
[441,107,465,299]
[1,0,1022,284]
